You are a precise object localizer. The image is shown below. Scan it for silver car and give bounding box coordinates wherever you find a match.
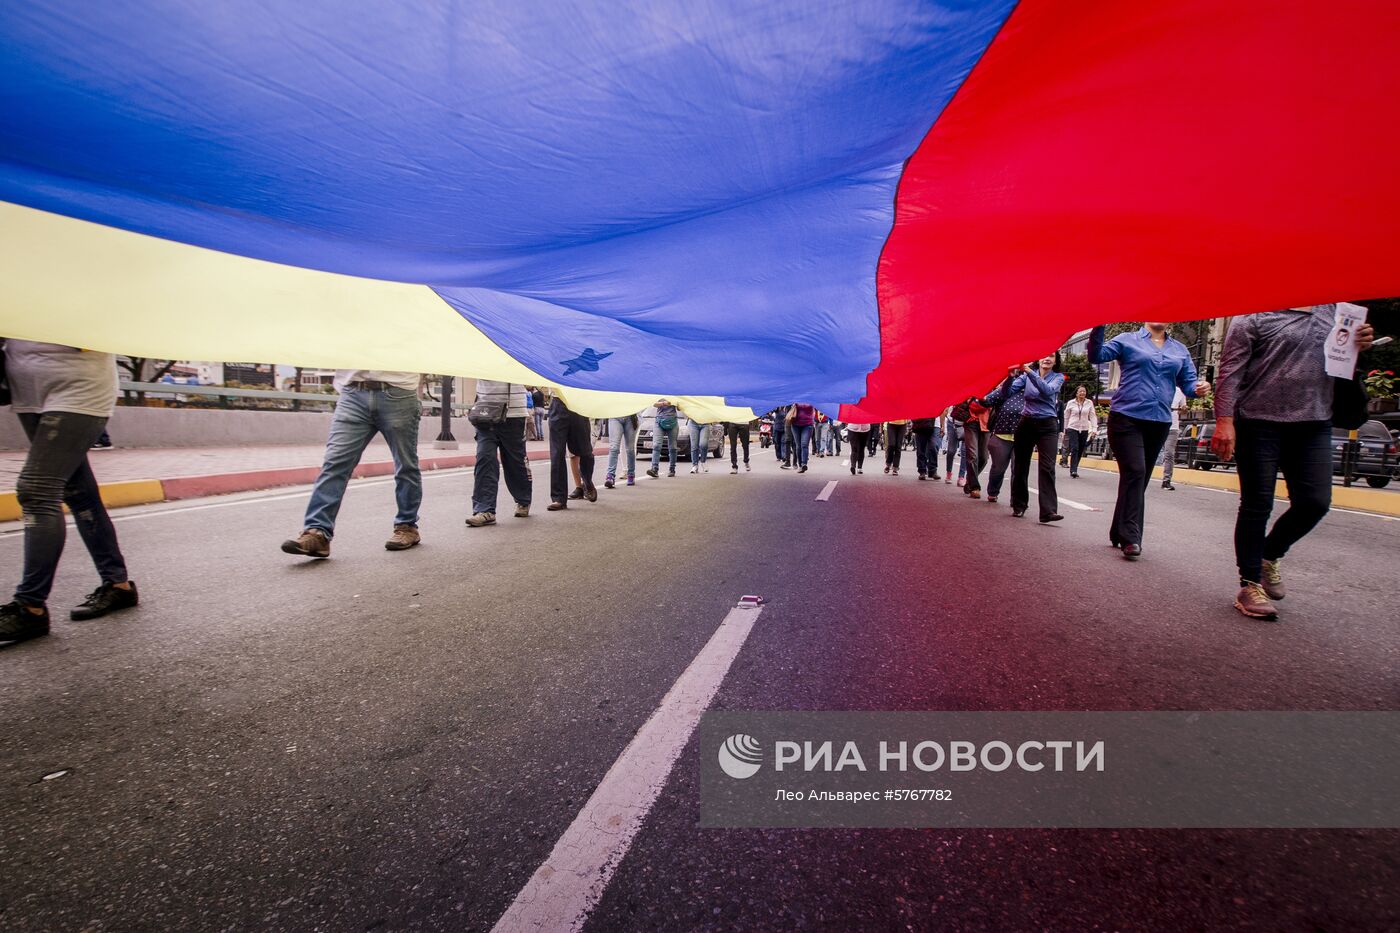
[635,406,726,462]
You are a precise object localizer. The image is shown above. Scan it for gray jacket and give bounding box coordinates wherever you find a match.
[475,380,529,419]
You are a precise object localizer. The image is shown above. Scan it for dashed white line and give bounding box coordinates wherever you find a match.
[1028,485,1097,511]
[816,481,838,501]
[491,600,763,933]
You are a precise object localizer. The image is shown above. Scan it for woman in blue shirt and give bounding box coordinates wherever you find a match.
[1089,323,1209,559]
[1009,353,1067,522]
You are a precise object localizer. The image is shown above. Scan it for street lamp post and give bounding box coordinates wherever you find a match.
[434,375,459,450]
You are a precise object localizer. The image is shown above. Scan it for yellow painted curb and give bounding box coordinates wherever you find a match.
[1075,459,1400,517]
[0,479,167,522]
[97,479,167,510]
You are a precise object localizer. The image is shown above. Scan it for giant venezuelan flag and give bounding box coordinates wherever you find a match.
[2,1,1398,420]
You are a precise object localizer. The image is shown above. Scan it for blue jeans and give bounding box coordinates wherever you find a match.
[14,412,128,606]
[791,424,813,467]
[986,433,1015,497]
[607,416,637,477]
[303,386,422,536]
[473,416,531,514]
[651,423,678,471]
[913,430,935,475]
[689,423,708,465]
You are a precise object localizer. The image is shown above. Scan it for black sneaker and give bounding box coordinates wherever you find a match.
[0,601,50,643]
[70,581,139,621]
[568,485,585,500]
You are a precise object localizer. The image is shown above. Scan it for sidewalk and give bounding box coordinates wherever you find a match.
[0,438,609,522]
[1073,456,1400,518]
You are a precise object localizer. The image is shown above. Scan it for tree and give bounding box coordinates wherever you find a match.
[116,357,177,403]
[1058,351,1102,403]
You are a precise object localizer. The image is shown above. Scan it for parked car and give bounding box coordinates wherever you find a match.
[635,406,726,462]
[1183,420,1397,487]
[1372,409,1400,444]
[1333,420,1399,488]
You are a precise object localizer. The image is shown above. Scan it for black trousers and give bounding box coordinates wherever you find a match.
[885,423,906,468]
[1234,419,1332,584]
[1011,416,1060,519]
[847,431,868,470]
[726,423,750,465]
[1106,411,1170,546]
[15,412,127,606]
[1068,428,1090,474]
[549,410,594,503]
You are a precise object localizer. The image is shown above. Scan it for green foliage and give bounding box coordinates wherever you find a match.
[1365,369,1397,399]
[1058,352,1102,403]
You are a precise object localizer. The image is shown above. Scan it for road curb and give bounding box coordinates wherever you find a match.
[0,446,611,521]
[1073,458,1400,517]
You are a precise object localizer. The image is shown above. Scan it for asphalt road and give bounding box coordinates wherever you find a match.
[2,445,1397,932]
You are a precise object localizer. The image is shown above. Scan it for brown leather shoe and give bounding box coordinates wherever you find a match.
[281,528,330,558]
[584,484,598,502]
[1235,581,1279,620]
[547,501,567,511]
[385,524,421,550]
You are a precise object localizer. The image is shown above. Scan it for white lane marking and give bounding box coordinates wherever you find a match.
[0,469,474,538]
[492,602,763,933]
[816,481,838,501]
[1028,485,1096,511]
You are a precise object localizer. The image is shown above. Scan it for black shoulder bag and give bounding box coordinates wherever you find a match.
[1331,373,1369,431]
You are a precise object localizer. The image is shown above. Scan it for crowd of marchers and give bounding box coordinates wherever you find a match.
[0,305,1375,642]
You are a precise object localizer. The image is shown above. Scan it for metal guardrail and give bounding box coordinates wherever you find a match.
[118,381,472,413]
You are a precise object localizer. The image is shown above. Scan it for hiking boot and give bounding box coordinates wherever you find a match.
[604,473,615,489]
[568,485,585,500]
[1162,480,1175,490]
[385,524,420,550]
[646,468,659,478]
[0,601,50,643]
[584,484,598,502]
[282,528,330,558]
[514,503,530,518]
[465,512,496,528]
[70,581,139,620]
[1260,559,1286,600]
[1235,581,1279,620]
